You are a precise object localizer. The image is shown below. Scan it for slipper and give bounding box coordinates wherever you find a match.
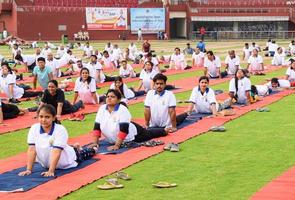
[209,126,226,132]
[97,182,124,190]
[97,178,124,190]
[115,171,131,180]
[152,182,177,188]
[163,142,173,151]
[256,107,270,112]
[170,143,179,152]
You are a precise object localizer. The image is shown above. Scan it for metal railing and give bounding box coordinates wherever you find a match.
[191,31,295,40]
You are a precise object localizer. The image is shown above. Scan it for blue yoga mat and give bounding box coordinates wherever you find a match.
[0,158,98,193]
[98,139,139,155]
[177,112,211,129]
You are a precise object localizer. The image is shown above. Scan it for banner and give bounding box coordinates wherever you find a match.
[86,7,127,30]
[130,8,165,34]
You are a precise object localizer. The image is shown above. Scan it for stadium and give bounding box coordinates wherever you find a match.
[0,0,294,199]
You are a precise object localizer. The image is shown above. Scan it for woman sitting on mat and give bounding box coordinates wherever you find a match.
[73,67,101,105]
[110,76,145,103]
[0,63,43,103]
[186,76,233,117]
[39,80,84,121]
[229,69,251,105]
[137,61,159,92]
[18,104,97,177]
[119,60,138,78]
[90,89,168,151]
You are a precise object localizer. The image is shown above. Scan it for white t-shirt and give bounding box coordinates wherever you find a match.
[46,59,61,78]
[144,90,176,128]
[266,80,291,90]
[229,77,251,103]
[204,56,221,77]
[41,48,52,58]
[144,57,159,68]
[110,83,135,100]
[0,74,24,99]
[86,62,105,83]
[112,48,123,61]
[83,46,93,57]
[56,48,67,58]
[286,67,295,81]
[192,52,205,66]
[289,44,295,54]
[27,123,78,169]
[101,55,114,68]
[138,29,142,37]
[23,55,36,66]
[128,44,138,57]
[119,64,134,77]
[225,55,240,75]
[12,47,22,58]
[105,45,113,54]
[171,53,185,63]
[243,47,250,60]
[189,87,218,114]
[268,43,278,52]
[255,85,270,96]
[272,53,286,66]
[139,69,158,91]
[95,104,137,144]
[248,55,263,71]
[74,77,98,104]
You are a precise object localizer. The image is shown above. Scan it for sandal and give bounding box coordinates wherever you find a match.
[256,107,270,112]
[152,182,177,188]
[115,171,131,180]
[170,143,179,152]
[209,126,226,132]
[97,178,124,190]
[163,142,173,151]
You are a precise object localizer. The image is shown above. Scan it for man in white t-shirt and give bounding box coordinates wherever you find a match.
[56,45,67,58]
[272,47,286,66]
[41,44,52,58]
[112,44,123,68]
[224,50,240,77]
[14,54,37,72]
[243,43,250,61]
[268,40,278,57]
[144,74,182,133]
[247,49,264,75]
[192,47,204,68]
[101,51,116,70]
[83,42,93,58]
[86,55,105,83]
[105,42,113,54]
[204,51,221,78]
[46,53,62,78]
[266,78,292,91]
[128,42,138,58]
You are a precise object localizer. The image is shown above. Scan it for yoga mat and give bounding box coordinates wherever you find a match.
[0,159,99,193]
[0,89,294,200]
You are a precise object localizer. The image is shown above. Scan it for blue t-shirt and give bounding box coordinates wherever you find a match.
[197,42,205,52]
[33,66,52,90]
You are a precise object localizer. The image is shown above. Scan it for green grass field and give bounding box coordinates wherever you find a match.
[0,39,294,200]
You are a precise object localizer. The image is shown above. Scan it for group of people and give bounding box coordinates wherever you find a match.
[0,39,294,177]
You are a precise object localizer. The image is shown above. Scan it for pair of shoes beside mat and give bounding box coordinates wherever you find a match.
[97,172,131,190]
[164,142,179,152]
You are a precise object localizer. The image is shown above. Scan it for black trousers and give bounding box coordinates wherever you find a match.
[105,75,117,82]
[22,91,43,98]
[132,112,188,142]
[1,102,20,119]
[62,100,83,115]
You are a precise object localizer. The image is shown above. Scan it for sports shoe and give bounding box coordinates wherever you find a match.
[75,113,85,121]
[163,142,173,151]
